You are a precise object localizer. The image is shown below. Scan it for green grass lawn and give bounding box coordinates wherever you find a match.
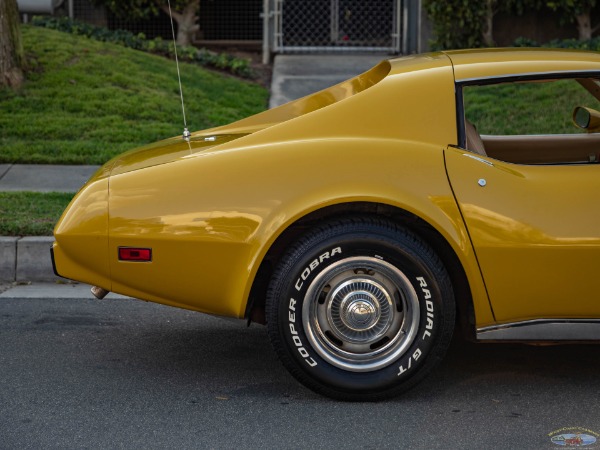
[0,26,268,236]
[2,29,596,236]
[0,26,268,165]
[0,192,73,236]
[463,78,600,135]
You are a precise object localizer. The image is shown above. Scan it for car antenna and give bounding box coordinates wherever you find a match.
[166,0,191,143]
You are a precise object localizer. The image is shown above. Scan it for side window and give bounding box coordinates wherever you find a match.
[461,78,600,164]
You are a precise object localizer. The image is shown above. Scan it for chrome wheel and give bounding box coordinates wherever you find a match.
[266,218,455,400]
[302,256,420,372]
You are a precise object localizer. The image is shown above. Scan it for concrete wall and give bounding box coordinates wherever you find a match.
[493,10,578,45]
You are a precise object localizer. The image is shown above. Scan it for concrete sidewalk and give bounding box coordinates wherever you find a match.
[1,54,386,283]
[269,54,385,108]
[0,164,99,192]
[0,165,101,283]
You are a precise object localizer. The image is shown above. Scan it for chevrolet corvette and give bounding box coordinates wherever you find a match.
[52,48,600,401]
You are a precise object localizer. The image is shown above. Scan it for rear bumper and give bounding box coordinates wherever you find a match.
[50,243,61,278]
[51,240,110,289]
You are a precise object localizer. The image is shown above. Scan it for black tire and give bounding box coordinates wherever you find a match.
[266,217,455,401]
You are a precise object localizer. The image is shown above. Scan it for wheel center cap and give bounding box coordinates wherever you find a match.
[341,293,380,331]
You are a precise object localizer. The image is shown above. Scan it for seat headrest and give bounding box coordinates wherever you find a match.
[465,120,486,156]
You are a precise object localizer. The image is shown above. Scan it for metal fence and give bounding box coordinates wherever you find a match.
[20,0,411,58]
[71,0,107,28]
[199,0,262,42]
[273,0,402,53]
[25,0,263,44]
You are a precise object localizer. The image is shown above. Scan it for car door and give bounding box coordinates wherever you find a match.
[446,76,600,325]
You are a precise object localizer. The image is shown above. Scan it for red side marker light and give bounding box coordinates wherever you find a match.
[118,247,152,262]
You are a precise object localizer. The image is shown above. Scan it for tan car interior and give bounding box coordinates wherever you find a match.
[464,119,600,164]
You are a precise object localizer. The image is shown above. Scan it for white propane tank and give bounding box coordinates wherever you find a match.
[17,0,64,14]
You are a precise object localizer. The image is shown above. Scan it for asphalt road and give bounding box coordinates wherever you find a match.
[1,293,599,449]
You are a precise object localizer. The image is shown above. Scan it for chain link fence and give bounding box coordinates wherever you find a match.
[20,0,407,56]
[21,0,263,45]
[199,0,262,42]
[274,0,401,53]
[71,0,108,28]
[74,0,262,45]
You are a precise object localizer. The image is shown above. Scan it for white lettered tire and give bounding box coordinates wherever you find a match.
[266,217,455,401]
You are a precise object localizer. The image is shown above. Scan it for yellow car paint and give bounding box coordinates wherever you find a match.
[52,175,111,290]
[53,48,600,333]
[446,146,600,323]
[448,48,600,81]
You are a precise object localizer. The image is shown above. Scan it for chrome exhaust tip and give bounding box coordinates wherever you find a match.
[91,286,109,299]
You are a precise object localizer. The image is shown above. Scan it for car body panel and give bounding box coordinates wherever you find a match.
[109,133,250,177]
[52,175,111,289]
[212,53,456,157]
[53,48,600,336]
[445,146,600,323]
[448,48,600,81]
[106,137,493,324]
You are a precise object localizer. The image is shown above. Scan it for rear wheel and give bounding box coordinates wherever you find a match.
[266,217,455,401]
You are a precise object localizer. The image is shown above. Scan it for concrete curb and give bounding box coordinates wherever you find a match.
[0,236,59,282]
[0,283,129,299]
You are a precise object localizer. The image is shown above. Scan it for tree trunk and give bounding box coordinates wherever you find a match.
[161,0,200,47]
[576,11,593,40]
[0,0,24,88]
[481,0,496,47]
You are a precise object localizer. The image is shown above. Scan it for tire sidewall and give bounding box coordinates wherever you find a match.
[274,228,446,395]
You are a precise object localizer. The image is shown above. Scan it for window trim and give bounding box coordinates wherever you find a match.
[455,71,600,149]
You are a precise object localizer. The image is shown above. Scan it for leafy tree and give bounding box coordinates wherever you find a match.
[93,0,200,46]
[425,0,543,49]
[482,0,545,46]
[0,0,24,88]
[424,0,486,49]
[546,0,600,39]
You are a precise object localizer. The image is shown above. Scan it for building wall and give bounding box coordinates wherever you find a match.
[493,10,578,45]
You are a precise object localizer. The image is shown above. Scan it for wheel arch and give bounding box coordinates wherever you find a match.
[245,202,476,340]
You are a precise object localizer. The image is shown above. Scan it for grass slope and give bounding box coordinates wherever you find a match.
[464,79,600,135]
[0,192,74,236]
[0,26,268,165]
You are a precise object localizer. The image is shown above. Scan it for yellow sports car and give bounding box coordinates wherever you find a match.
[52,48,600,401]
